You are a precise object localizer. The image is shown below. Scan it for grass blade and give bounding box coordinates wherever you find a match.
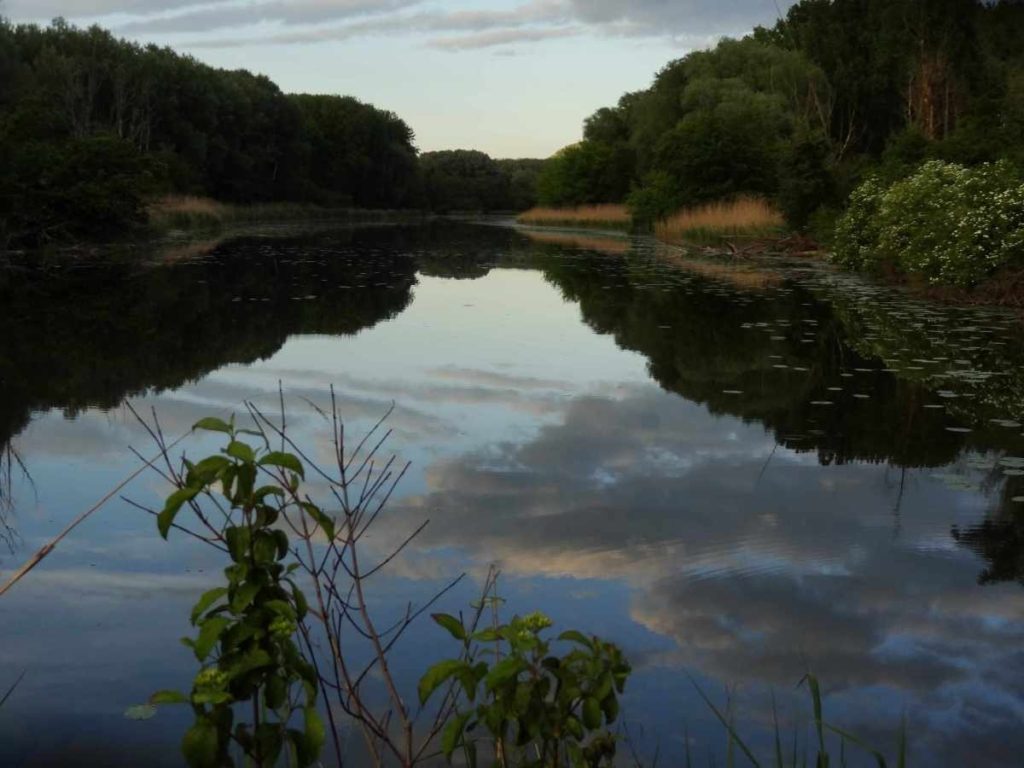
[897,714,906,768]
[691,677,762,768]
[823,724,888,768]
[772,691,784,768]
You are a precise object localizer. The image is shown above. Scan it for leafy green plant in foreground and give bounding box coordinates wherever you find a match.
[148,415,323,768]
[420,602,631,768]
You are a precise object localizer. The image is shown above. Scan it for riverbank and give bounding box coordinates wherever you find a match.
[516,204,632,230]
[148,195,428,234]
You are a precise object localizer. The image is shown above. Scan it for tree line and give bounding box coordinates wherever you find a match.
[0,17,540,248]
[537,0,1024,234]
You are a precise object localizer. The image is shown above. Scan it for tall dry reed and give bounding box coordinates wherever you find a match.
[656,197,784,245]
[517,204,631,229]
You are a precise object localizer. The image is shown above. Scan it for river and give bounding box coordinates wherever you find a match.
[1,221,1022,766]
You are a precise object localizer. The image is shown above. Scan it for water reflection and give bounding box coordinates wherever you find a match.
[1,222,1023,766]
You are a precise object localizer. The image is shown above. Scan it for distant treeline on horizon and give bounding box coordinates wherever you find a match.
[0,17,542,247]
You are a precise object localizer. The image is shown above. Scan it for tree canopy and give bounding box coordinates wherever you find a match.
[535,0,1024,230]
[0,17,420,246]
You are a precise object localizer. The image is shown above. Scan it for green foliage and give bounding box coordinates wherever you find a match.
[420,150,512,212]
[0,18,419,247]
[537,141,633,208]
[291,94,418,208]
[420,609,631,768]
[778,130,836,230]
[626,171,682,225]
[0,133,154,246]
[834,160,1024,285]
[149,416,323,768]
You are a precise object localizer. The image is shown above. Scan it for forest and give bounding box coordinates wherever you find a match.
[538,0,1024,243]
[2,0,1024,288]
[0,18,539,247]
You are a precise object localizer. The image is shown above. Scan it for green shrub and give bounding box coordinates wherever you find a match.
[626,171,682,225]
[833,160,1024,286]
[832,176,887,272]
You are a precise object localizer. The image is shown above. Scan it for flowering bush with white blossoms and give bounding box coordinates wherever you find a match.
[833,160,1024,287]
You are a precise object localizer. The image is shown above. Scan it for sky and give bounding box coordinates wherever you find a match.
[2,0,795,157]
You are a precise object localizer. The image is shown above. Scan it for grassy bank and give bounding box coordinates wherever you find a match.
[516,204,631,230]
[655,197,786,247]
[147,195,423,233]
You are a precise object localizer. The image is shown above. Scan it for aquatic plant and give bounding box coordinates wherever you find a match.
[696,674,908,768]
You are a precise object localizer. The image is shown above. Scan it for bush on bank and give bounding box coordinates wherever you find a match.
[833,160,1024,287]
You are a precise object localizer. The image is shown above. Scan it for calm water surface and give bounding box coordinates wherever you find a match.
[1,222,1023,766]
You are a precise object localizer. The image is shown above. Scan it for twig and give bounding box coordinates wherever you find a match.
[0,427,191,598]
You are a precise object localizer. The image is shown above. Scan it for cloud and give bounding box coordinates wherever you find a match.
[368,384,1024,763]
[5,0,798,51]
[114,0,424,35]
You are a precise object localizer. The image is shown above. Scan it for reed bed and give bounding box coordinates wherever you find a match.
[656,197,785,246]
[147,195,415,232]
[517,204,632,230]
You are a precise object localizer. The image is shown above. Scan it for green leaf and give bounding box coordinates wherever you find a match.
[442,710,473,758]
[225,526,251,563]
[558,630,592,648]
[292,706,325,767]
[123,703,157,720]
[484,657,527,692]
[259,451,305,479]
[158,486,199,539]
[265,599,296,620]
[301,503,334,540]
[418,659,465,705]
[226,440,255,464]
[471,627,499,643]
[182,721,220,768]
[601,693,619,723]
[191,690,233,706]
[193,616,231,661]
[291,584,309,620]
[254,484,286,501]
[190,587,228,625]
[193,417,232,435]
[432,612,466,641]
[149,689,188,705]
[265,674,287,710]
[582,696,602,730]
[227,648,273,677]
[230,582,260,614]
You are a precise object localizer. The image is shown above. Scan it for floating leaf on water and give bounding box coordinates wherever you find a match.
[1004,470,1024,477]
[124,704,157,721]
[999,457,1024,468]
[854,394,870,399]
[1012,497,1024,504]
[946,427,972,433]
[722,389,743,395]
[811,400,833,406]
